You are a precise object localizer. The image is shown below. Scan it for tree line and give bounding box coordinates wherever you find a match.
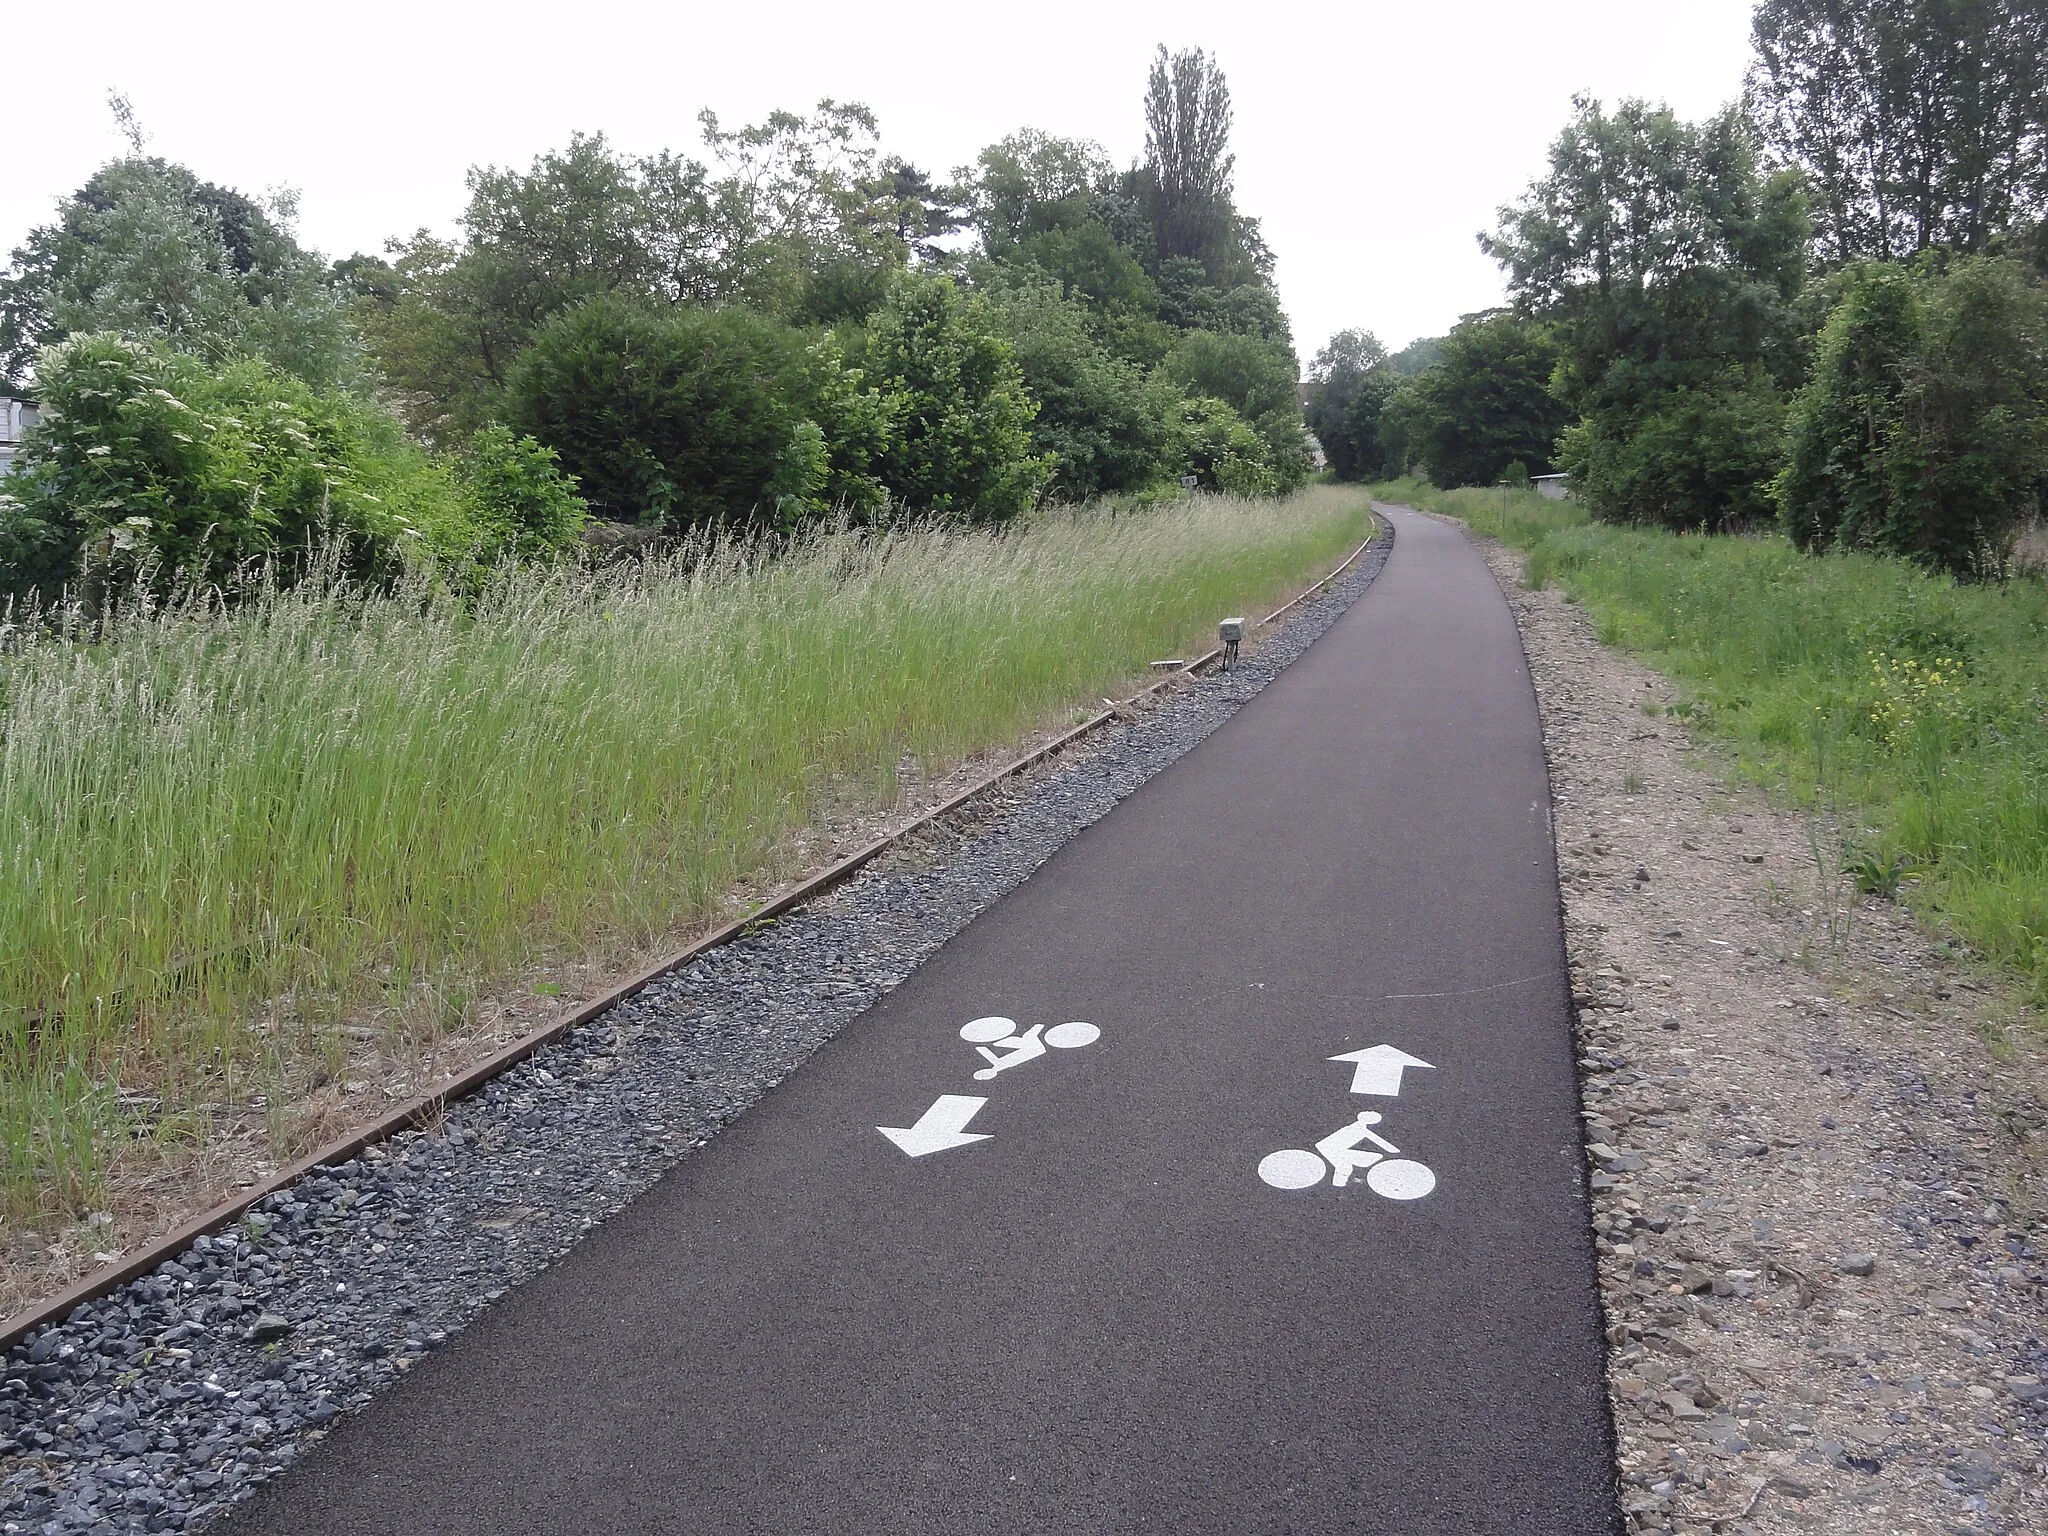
[0,50,1313,603]
[1308,0,2048,580]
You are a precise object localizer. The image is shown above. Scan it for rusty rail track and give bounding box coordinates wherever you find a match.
[0,524,1382,1353]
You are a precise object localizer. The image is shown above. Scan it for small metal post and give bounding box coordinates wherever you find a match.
[1218,616,1245,671]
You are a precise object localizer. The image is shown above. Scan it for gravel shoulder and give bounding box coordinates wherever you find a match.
[0,527,1393,1535]
[1467,518,2048,1535]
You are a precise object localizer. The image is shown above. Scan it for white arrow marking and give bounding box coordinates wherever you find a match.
[877,1095,992,1157]
[1328,1045,1434,1097]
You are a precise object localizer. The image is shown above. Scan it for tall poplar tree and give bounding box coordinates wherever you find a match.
[1140,47,1238,277]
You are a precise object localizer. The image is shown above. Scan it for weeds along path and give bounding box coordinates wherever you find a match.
[1460,512,2048,1536]
[0,487,1371,1314]
[1370,475,2048,1018]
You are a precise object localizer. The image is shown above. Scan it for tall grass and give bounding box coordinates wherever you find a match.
[0,487,1374,1219]
[1375,475,2048,1011]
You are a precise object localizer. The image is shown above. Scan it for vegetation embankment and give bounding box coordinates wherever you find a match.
[0,43,1338,1247]
[1330,3,2048,1026]
[1376,477,2048,1013]
[0,486,1373,1221]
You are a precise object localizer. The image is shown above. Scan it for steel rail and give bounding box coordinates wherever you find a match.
[0,522,1382,1353]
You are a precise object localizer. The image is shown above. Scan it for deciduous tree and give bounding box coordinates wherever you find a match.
[1140,46,1237,276]
[1748,0,2048,262]
[358,110,912,443]
[1486,98,1810,528]
[1402,312,1570,488]
[982,277,1181,500]
[855,272,1049,522]
[1163,327,1311,489]
[1779,254,2048,576]
[1305,329,1397,481]
[0,159,357,391]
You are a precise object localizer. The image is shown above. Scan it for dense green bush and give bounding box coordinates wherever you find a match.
[854,272,1049,522]
[0,335,587,604]
[1400,312,1569,488]
[1779,256,2048,578]
[511,277,1051,530]
[448,426,590,564]
[508,297,836,531]
[1175,394,1276,495]
[1557,366,1787,532]
[0,334,443,602]
[1162,328,1310,490]
[984,277,1182,500]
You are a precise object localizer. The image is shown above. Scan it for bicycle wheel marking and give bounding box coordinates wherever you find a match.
[1257,1149,1326,1190]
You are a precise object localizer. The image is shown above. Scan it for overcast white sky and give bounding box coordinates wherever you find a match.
[5,0,1760,361]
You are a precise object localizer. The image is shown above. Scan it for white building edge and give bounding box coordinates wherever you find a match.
[0,393,39,480]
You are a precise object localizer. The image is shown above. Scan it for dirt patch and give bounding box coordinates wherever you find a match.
[1470,523,2048,1535]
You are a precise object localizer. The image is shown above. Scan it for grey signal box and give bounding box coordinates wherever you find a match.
[1218,616,1245,671]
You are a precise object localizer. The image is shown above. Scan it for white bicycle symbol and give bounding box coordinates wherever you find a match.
[1259,1110,1437,1200]
[958,1016,1100,1081]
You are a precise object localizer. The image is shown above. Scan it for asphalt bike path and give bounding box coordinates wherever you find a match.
[217,506,1615,1534]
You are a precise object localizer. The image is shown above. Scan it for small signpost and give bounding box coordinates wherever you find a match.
[1218,616,1244,671]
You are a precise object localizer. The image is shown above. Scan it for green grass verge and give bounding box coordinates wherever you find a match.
[1373,474,2048,1015]
[2,487,1376,1220]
